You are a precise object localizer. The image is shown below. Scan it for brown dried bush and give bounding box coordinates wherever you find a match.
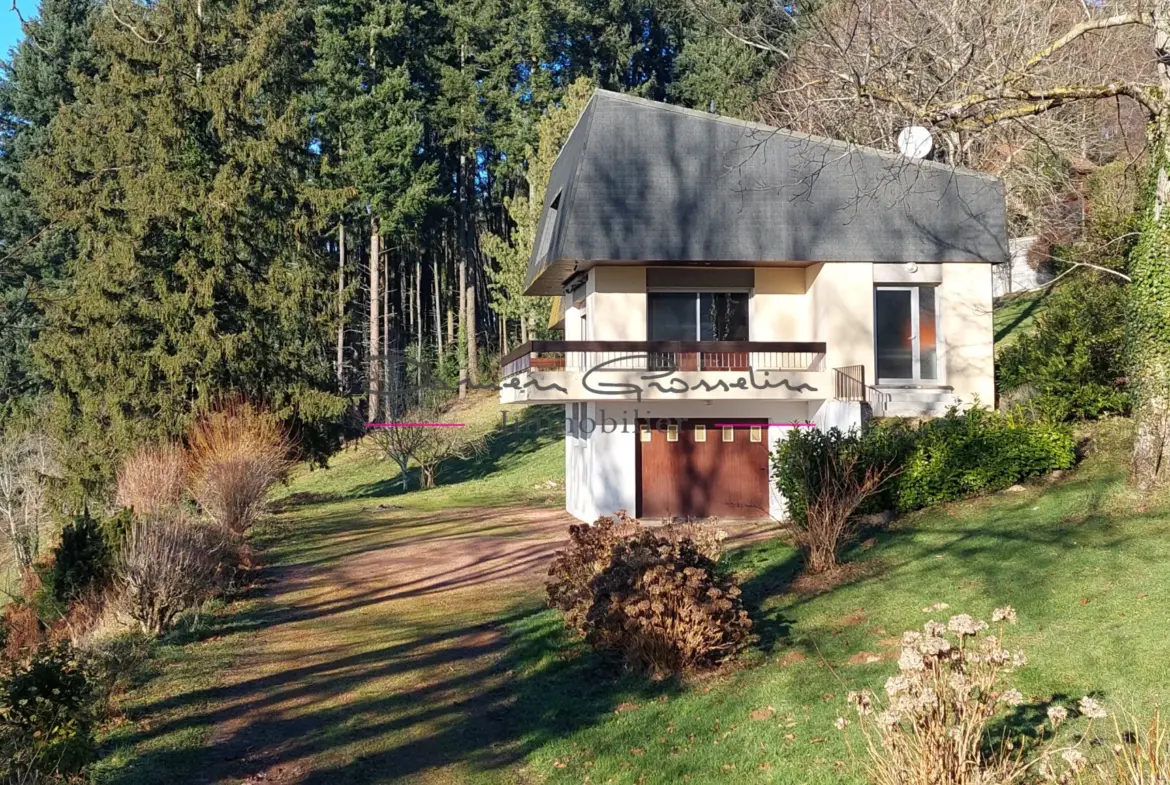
[115,442,188,515]
[546,512,639,634]
[583,527,751,677]
[114,515,232,636]
[1,601,45,662]
[186,400,291,534]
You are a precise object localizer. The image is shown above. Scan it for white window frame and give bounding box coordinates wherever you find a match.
[874,285,944,386]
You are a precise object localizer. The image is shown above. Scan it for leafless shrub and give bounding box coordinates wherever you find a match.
[114,515,231,636]
[841,607,1109,784]
[186,400,291,535]
[412,424,484,490]
[368,421,430,491]
[775,428,902,574]
[1088,709,1170,784]
[0,429,61,569]
[1,601,45,663]
[115,442,187,515]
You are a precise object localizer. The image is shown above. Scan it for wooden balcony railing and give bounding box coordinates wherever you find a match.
[500,341,827,378]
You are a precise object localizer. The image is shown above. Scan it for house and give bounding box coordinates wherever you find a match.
[499,90,1007,523]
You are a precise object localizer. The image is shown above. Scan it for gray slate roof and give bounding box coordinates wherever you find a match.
[525,90,1008,295]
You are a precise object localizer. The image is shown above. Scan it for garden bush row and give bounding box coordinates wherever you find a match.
[0,399,290,783]
[774,404,1076,520]
[772,405,1076,573]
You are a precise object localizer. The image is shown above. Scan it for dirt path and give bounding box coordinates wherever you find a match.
[124,505,777,784]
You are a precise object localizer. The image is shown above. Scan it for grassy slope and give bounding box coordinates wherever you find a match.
[510,418,1170,784]
[93,397,1170,784]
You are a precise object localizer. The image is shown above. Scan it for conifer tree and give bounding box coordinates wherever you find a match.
[0,0,96,424]
[29,0,347,482]
[482,77,595,339]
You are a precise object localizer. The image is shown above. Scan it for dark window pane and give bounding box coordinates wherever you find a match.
[700,292,749,340]
[876,289,913,380]
[648,293,697,340]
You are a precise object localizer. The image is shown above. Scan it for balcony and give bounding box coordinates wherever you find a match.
[499,341,829,404]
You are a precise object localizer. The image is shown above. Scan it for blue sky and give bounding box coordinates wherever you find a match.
[0,1,37,62]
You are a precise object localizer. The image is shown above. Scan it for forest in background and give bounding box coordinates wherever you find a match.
[0,0,1155,499]
[0,0,787,491]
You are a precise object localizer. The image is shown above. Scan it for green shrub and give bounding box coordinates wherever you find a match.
[100,508,135,555]
[997,275,1129,421]
[0,642,99,782]
[895,407,1076,512]
[584,527,751,676]
[41,509,112,608]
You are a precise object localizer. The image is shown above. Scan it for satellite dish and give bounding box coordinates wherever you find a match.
[897,126,934,159]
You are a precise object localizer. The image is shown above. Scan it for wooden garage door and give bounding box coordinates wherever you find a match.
[635,418,770,519]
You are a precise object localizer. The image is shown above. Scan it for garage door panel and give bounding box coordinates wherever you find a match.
[636,419,769,519]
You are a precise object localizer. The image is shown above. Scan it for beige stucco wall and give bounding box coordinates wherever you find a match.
[588,267,647,340]
[751,268,812,341]
[939,262,995,404]
[805,263,875,381]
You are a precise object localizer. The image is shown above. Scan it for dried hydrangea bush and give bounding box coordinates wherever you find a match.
[838,608,1111,785]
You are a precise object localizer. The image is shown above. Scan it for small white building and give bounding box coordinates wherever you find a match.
[500,91,1007,523]
[993,236,1053,297]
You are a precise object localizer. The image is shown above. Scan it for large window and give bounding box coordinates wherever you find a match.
[875,285,939,383]
[648,292,749,341]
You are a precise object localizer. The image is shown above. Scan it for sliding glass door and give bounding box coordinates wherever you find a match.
[647,292,749,341]
[875,286,939,384]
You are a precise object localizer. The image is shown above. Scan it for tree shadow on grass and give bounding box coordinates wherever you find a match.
[101,601,673,785]
[345,406,564,500]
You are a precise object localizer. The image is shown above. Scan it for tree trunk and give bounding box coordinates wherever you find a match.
[336,223,345,386]
[1129,118,1170,489]
[368,219,380,423]
[433,261,442,364]
[447,309,454,347]
[1129,8,1170,490]
[416,257,423,394]
[458,251,467,399]
[467,282,478,385]
[383,238,391,413]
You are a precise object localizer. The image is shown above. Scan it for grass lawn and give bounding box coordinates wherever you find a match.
[994,287,1052,349]
[92,396,1170,784]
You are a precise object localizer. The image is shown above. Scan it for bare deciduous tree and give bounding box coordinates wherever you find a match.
[0,428,61,568]
[746,0,1170,488]
[368,410,484,491]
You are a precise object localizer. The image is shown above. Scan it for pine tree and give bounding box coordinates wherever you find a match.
[482,77,594,339]
[310,0,440,419]
[0,0,96,425]
[29,0,348,484]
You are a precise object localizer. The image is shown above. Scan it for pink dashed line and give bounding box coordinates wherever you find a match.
[366,423,467,428]
[712,422,815,428]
